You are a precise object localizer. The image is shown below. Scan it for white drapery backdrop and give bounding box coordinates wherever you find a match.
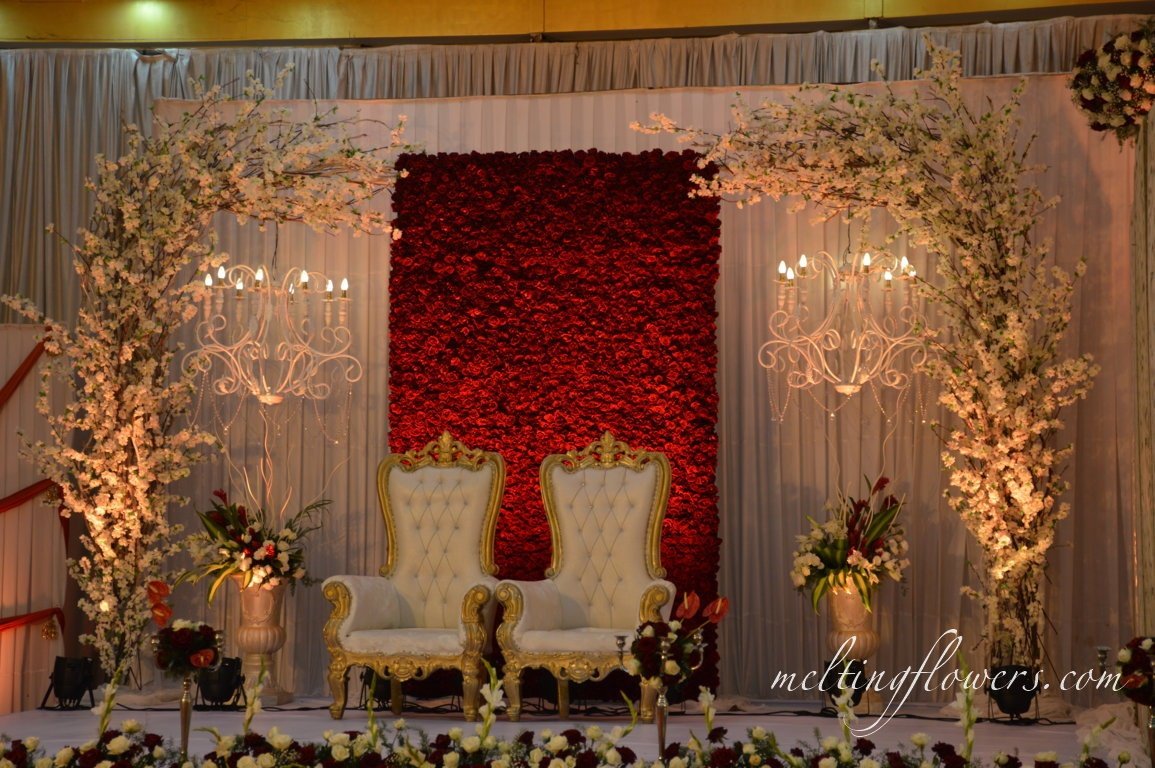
[155,74,1134,704]
[0,15,1144,708]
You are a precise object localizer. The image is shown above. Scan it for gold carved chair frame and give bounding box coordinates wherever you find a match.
[322,431,505,720]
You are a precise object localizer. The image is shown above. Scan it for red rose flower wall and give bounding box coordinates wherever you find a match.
[388,149,721,685]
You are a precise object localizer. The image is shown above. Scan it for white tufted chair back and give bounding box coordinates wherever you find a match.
[378,433,504,629]
[541,432,670,629]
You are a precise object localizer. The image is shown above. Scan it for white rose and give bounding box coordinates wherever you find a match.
[448,727,463,742]
[548,760,566,768]
[663,660,680,676]
[1035,753,1058,763]
[268,729,293,751]
[605,749,622,766]
[547,736,569,753]
[669,758,686,768]
[35,759,52,768]
[585,726,603,741]
[152,748,166,760]
[24,738,40,752]
[95,762,113,768]
[530,750,544,764]
[236,757,257,768]
[861,760,881,768]
[491,761,507,768]
[751,727,767,740]
[1142,639,1153,651]
[54,748,75,768]
[201,760,218,768]
[330,745,350,762]
[105,736,132,756]
[257,754,276,768]
[818,758,837,768]
[1120,648,1133,663]
[461,737,481,754]
[443,754,460,768]
[911,733,929,748]
[820,736,838,750]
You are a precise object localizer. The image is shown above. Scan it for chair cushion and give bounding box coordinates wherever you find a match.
[515,626,634,653]
[340,627,464,656]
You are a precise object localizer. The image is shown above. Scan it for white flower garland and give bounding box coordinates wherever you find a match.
[635,45,1098,668]
[3,69,412,679]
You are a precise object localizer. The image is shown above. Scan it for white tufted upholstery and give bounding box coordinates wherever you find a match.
[495,432,674,721]
[385,464,500,632]
[549,463,666,628]
[322,433,504,722]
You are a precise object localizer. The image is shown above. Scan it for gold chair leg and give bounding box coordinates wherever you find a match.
[462,663,482,722]
[505,667,523,722]
[390,677,403,715]
[327,663,349,720]
[640,680,657,723]
[557,677,570,720]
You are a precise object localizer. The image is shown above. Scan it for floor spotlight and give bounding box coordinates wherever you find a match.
[39,656,97,710]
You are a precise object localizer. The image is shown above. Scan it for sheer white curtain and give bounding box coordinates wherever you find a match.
[155,74,1135,702]
[0,15,1146,707]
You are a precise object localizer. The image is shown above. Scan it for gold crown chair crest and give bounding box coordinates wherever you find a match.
[495,431,675,720]
[322,431,505,720]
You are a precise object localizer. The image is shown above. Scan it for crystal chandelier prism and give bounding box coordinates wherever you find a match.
[759,246,927,412]
[186,263,363,406]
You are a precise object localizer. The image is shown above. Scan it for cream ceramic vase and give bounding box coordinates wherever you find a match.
[232,575,292,704]
[825,588,879,660]
[825,588,880,713]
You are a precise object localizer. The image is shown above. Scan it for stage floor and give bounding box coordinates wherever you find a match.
[0,695,1143,765]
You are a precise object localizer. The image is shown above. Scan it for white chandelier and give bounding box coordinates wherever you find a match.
[187,263,363,406]
[759,246,927,407]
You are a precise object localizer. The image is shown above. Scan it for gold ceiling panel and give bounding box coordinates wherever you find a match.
[0,0,1137,45]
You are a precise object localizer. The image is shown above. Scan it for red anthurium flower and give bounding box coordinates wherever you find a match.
[1122,672,1149,690]
[872,476,890,494]
[703,596,730,624]
[212,489,229,504]
[146,580,170,605]
[675,592,701,620]
[150,602,173,628]
[189,649,216,669]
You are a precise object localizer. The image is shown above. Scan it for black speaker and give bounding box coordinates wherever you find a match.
[196,657,245,709]
[40,656,96,710]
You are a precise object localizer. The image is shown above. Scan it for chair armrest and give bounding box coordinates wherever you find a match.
[322,575,402,637]
[495,579,563,650]
[639,579,677,623]
[458,576,498,649]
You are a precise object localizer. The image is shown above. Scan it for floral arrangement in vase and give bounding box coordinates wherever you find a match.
[184,489,328,601]
[1117,636,1155,706]
[151,621,220,679]
[627,591,729,690]
[790,476,909,612]
[1070,19,1155,141]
